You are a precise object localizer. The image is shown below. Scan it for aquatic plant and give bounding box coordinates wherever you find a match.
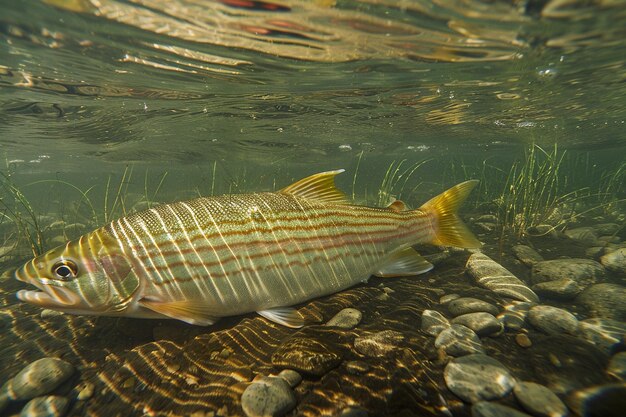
[0,171,45,256]
[374,159,430,207]
[494,144,590,240]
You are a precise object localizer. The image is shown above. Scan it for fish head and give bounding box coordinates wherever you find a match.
[15,229,140,315]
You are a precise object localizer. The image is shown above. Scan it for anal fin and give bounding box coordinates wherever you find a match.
[375,247,434,277]
[138,298,218,326]
[257,307,304,328]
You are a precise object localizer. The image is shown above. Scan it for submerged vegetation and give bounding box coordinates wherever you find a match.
[0,148,624,268]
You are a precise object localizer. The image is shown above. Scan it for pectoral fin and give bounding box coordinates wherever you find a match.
[257,307,304,328]
[138,298,218,326]
[375,247,434,277]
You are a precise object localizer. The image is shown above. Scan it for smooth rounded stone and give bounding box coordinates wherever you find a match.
[40,309,64,319]
[421,309,450,337]
[607,352,626,381]
[275,370,301,388]
[598,235,621,244]
[271,337,342,376]
[578,283,626,321]
[354,330,404,358]
[497,302,532,331]
[451,313,503,337]
[241,377,296,417]
[325,308,362,329]
[76,381,94,400]
[564,226,598,244]
[435,324,484,356]
[475,222,495,233]
[594,223,621,235]
[600,247,626,274]
[444,354,516,403]
[20,395,69,417]
[440,293,460,304]
[527,305,579,335]
[578,318,626,354]
[447,297,499,317]
[527,224,558,238]
[586,246,605,258]
[532,278,581,300]
[515,333,532,348]
[471,401,532,417]
[530,259,604,290]
[566,383,626,417]
[466,253,539,303]
[3,358,74,401]
[512,245,544,267]
[513,381,568,417]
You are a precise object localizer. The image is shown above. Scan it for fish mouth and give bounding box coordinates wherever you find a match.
[15,265,80,308]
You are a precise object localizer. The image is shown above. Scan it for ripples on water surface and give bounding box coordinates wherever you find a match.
[1,1,626,417]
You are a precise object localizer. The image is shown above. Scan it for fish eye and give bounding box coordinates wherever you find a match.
[52,260,78,280]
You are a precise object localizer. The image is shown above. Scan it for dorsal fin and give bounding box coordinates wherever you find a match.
[280,170,349,204]
[386,199,408,212]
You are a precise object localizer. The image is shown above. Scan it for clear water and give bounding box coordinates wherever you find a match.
[1,0,625,416]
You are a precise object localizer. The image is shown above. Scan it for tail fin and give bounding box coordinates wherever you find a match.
[418,180,482,248]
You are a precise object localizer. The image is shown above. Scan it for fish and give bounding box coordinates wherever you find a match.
[15,170,481,327]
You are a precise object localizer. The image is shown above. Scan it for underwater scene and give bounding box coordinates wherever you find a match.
[1,0,625,416]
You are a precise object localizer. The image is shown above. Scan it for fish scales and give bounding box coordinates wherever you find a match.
[106,192,423,314]
[15,170,481,327]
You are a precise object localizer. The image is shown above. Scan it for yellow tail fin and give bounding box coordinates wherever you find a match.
[418,180,482,248]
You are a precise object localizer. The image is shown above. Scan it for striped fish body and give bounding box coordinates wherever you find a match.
[15,170,480,327]
[108,192,428,316]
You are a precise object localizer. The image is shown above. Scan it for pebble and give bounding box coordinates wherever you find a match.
[447,297,499,317]
[586,246,605,258]
[20,395,69,417]
[325,308,362,329]
[532,278,581,300]
[451,313,503,337]
[594,223,621,235]
[420,309,450,337]
[527,224,558,238]
[440,293,460,304]
[531,259,604,290]
[600,247,626,274]
[354,330,404,358]
[40,309,64,319]
[465,253,538,303]
[471,401,532,417]
[271,337,342,376]
[497,302,532,331]
[527,305,578,335]
[515,333,532,348]
[577,283,626,321]
[275,370,301,388]
[435,324,484,356]
[607,352,626,381]
[76,381,94,400]
[241,377,296,417]
[2,358,75,401]
[577,318,626,355]
[566,383,626,417]
[531,278,583,301]
[444,353,516,403]
[512,245,544,267]
[564,227,598,244]
[513,381,568,417]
